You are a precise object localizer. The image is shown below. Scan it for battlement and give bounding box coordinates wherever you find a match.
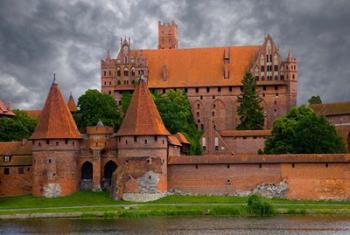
[158,21,178,49]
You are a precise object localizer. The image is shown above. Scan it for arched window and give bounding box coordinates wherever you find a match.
[117,68,121,77]
[131,68,136,77]
[124,68,129,76]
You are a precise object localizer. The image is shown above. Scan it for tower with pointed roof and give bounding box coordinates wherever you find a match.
[67,93,77,113]
[115,79,170,200]
[31,82,82,197]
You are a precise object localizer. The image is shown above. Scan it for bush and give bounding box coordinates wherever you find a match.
[247,194,275,217]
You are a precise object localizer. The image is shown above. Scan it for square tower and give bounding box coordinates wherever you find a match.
[158,21,178,49]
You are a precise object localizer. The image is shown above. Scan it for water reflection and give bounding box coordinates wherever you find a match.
[1,216,350,234]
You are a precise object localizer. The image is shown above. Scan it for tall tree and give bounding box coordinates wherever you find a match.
[264,106,346,154]
[236,72,264,130]
[0,110,38,141]
[308,96,322,104]
[154,90,202,155]
[74,89,121,132]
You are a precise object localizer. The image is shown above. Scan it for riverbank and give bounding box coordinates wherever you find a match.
[1,192,350,219]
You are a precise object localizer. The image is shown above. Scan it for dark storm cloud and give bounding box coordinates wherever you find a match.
[0,0,349,109]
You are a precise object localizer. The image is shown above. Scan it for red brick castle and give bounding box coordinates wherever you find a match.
[101,21,297,153]
[2,21,350,202]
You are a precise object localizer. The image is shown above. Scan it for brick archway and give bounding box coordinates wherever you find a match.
[80,161,93,190]
[103,160,117,189]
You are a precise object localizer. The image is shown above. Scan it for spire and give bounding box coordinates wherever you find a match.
[287,49,294,60]
[67,93,77,112]
[31,83,81,139]
[116,80,170,136]
[96,119,104,127]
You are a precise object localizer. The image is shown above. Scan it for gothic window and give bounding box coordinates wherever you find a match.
[255,76,259,81]
[274,65,279,71]
[124,68,129,76]
[104,71,106,76]
[274,75,278,80]
[117,68,121,77]
[218,87,221,92]
[261,76,265,81]
[196,88,199,93]
[229,87,233,92]
[281,75,285,80]
[261,66,265,72]
[197,103,200,109]
[117,81,121,85]
[131,68,135,77]
[292,74,295,79]
[4,168,9,175]
[109,71,111,76]
[207,87,210,93]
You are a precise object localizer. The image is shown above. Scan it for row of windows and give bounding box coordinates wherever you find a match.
[103,69,144,77]
[35,140,75,147]
[118,136,166,145]
[3,167,30,175]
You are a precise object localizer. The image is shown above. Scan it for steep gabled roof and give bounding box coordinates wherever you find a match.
[132,46,260,88]
[0,99,15,117]
[31,83,81,139]
[67,94,77,112]
[116,80,170,136]
[310,102,350,116]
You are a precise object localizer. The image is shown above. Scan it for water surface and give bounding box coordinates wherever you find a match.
[1,216,350,234]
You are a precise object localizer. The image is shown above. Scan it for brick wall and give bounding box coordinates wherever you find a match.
[168,154,350,200]
[0,165,32,196]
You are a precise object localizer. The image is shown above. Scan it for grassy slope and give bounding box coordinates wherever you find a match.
[1,192,350,217]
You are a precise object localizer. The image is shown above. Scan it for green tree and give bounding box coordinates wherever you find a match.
[74,89,121,132]
[237,72,264,130]
[154,90,202,155]
[264,106,346,154]
[0,110,38,141]
[308,96,322,104]
[121,91,132,113]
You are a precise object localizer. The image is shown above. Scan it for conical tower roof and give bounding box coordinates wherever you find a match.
[67,93,77,112]
[116,80,170,136]
[31,82,81,139]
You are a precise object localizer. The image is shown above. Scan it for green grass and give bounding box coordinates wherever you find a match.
[0,191,123,209]
[1,192,350,218]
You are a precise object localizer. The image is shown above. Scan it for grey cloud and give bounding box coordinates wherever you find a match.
[0,0,349,109]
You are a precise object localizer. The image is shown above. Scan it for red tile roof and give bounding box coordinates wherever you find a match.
[0,99,15,117]
[175,132,190,144]
[67,94,77,112]
[168,135,182,146]
[310,102,350,116]
[132,46,260,88]
[116,80,170,136]
[220,129,271,137]
[31,83,81,139]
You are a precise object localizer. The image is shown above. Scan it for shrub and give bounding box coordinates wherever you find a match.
[247,194,275,217]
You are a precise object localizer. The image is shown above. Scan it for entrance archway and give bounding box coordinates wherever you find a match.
[80,161,93,190]
[103,160,117,189]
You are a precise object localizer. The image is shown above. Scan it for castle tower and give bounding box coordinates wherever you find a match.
[86,120,114,191]
[115,79,170,201]
[285,50,298,109]
[31,82,81,197]
[67,93,77,113]
[158,21,178,49]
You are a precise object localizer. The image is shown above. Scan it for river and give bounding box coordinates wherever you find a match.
[1,216,350,234]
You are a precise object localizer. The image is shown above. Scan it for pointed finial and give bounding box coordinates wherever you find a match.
[53,73,56,84]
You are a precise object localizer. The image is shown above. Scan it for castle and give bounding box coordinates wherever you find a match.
[1,21,350,202]
[101,21,297,153]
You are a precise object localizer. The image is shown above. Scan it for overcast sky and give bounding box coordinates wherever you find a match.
[0,0,349,109]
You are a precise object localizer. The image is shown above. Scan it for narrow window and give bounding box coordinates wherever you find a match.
[218,87,221,92]
[65,139,68,144]
[196,88,199,93]
[46,140,50,145]
[275,85,278,90]
[134,136,137,143]
[197,103,200,109]
[261,66,265,72]
[185,88,188,93]
[145,139,148,144]
[263,86,266,91]
[229,86,232,92]
[155,136,158,141]
[195,164,198,169]
[4,168,10,175]
[207,87,210,93]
